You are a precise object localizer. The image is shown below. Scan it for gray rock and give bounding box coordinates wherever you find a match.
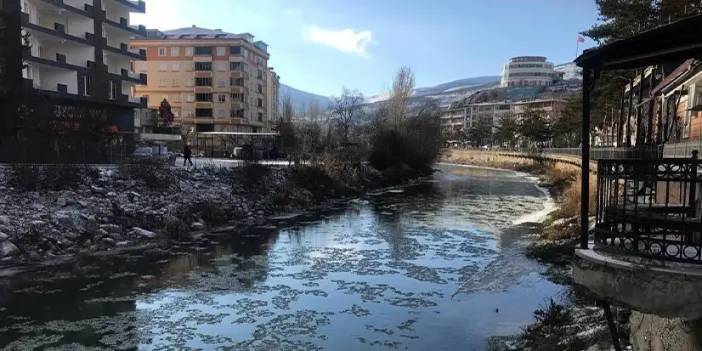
[132,227,157,239]
[0,241,20,257]
[190,222,205,231]
[101,237,116,246]
[0,216,9,225]
[0,232,8,241]
[99,224,121,233]
[106,192,117,197]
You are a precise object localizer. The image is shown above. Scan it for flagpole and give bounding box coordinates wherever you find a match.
[575,35,585,60]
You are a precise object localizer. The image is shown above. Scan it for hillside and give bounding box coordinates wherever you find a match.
[279,84,332,112]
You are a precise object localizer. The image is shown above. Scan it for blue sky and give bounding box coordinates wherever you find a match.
[132,0,599,97]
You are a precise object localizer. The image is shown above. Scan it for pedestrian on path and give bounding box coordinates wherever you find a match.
[183,144,193,168]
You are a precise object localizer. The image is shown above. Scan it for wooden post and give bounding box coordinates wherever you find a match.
[598,301,623,351]
[618,86,625,146]
[636,70,645,145]
[626,79,633,147]
[581,67,593,250]
[647,68,656,144]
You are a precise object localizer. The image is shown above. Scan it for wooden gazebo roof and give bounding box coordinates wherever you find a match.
[575,14,702,70]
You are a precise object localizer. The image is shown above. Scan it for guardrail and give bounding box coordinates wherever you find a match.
[595,158,702,263]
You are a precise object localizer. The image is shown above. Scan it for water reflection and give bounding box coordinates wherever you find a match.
[0,165,566,350]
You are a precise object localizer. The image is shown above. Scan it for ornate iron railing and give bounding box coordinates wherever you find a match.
[595,158,702,263]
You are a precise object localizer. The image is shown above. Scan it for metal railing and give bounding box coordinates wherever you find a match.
[595,158,702,263]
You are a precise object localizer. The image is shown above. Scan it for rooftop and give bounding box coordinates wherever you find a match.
[143,26,268,52]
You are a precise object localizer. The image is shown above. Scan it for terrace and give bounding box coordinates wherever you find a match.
[574,13,702,350]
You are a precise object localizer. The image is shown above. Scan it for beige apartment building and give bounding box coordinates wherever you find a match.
[131,26,279,134]
[441,98,566,134]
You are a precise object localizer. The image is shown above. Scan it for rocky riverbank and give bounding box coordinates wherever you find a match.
[0,161,423,270]
[442,149,631,350]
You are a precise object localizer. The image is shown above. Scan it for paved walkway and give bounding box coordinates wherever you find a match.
[174,157,294,169]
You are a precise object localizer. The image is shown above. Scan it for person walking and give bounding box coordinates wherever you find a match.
[183,144,193,168]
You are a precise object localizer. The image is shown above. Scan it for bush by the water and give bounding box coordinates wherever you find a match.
[8,164,98,191]
[120,159,176,190]
[369,109,443,174]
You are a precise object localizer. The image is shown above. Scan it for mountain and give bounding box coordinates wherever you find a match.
[365,76,502,108]
[280,84,332,112]
[280,75,502,114]
[414,76,501,96]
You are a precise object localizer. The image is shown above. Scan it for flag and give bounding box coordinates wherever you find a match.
[577,35,585,43]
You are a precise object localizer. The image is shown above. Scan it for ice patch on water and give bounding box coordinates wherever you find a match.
[512,183,556,225]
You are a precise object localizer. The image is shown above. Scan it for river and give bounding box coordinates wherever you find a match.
[0,165,567,350]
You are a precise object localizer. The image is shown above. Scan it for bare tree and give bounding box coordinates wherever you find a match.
[330,87,364,143]
[277,95,298,165]
[386,66,415,128]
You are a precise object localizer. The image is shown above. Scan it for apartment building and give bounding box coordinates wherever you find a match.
[0,0,148,162]
[132,26,280,134]
[441,98,566,133]
[500,56,560,87]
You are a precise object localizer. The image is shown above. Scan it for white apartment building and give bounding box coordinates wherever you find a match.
[500,56,559,88]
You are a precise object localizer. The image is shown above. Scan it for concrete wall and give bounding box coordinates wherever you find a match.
[629,311,702,351]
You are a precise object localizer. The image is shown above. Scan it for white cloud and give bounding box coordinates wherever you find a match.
[302,25,373,56]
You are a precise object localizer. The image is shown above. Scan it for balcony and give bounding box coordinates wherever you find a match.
[26,0,92,17]
[109,0,145,13]
[20,7,94,45]
[103,41,146,60]
[594,158,702,263]
[103,17,146,37]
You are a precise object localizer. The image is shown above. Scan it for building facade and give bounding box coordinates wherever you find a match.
[500,56,559,88]
[0,0,147,163]
[554,61,583,81]
[131,26,280,134]
[441,98,566,135]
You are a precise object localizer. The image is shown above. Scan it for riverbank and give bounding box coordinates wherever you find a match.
[442,149,630,350]
[0,161,428,271]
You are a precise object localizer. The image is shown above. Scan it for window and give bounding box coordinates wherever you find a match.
[257,69,263,79]
[158,63,168,71]
[231,109,245,118]
[171,63,180,71]
[79,75,92,96]
[194,46,212,55]
[172,79,179,87]
[195,108,213,117]
[216,109,225,117]
[230,93,244,102]
[230,46,241,55]
[216,47,226,56]
[231,78,244,86]
[186,78,195,87]
[159,78,168,87]
[217,94,226,103]
[195,77,212,86]
[196,93,213,102]
[158,47,167,56]
[194,62,212,71]
[257,98,263,107]
[185,47,193,56]
[257,84,263,94]
[173,94,181,103]
[217,80,226,88]
[257,112,263,122]
[186,94,195,102]
[213,62,227,71]
[108,80,118,100]
[170,47,179,56]
[135,61,147,72]
[230,62,242,71]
